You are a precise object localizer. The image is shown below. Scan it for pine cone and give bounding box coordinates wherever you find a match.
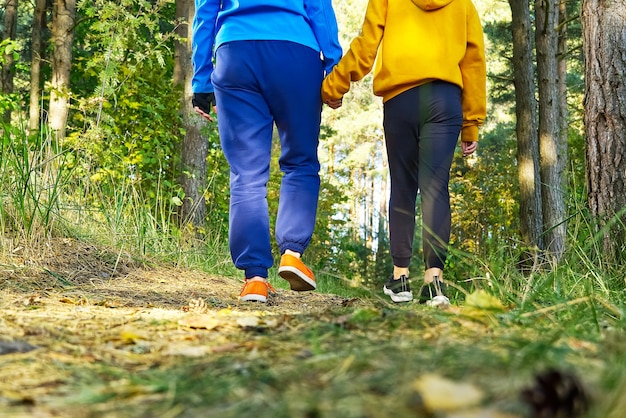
[521,368,589,418]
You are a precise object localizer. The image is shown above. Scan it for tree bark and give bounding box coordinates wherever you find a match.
[557,0,569,208]
[29,0,49,133]
[175,0,208,227]
[509,0,543,256]
[582,0,626,261]
[535,0,567,261]
[1,0,18,123]
[49,0,76,140]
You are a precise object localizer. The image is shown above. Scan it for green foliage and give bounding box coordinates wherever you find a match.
[0,39,21,117]
[1,0,613,293]
[0,122,72,239]
[201,122,230,230]
[66,0,182,207]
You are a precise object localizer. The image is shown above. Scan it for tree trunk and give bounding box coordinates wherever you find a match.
[535,0,566,261]
[29,0,48,133]
[1,0,18,123]
[49,0,76,140]
[582,0,626,261]
[175,0,208,227]
[509,0,543,258]
[557,0,568,209]
[375,157,388,277]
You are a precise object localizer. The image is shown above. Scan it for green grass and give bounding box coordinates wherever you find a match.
[2,123,626,417]
[23,292,623,418]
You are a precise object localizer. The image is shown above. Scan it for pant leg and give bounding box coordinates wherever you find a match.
[417,81,463,269]
[384,92,420,268]
[257,41,324,255]
[383,81,462,270]
[212,42,274,279]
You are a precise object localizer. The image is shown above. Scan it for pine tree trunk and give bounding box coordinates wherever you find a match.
[375,165,388,276]
[535,0,566,261]
[582,0,626,261]
[29,0,48,133]
[557,0,569,213]
[175,0,208,227]
[1,0,18,123]
[509,0,543,258]
[49,0,76,139]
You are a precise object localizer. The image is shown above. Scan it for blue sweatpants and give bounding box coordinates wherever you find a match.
[383,81,463,270]
[211,41,324,279]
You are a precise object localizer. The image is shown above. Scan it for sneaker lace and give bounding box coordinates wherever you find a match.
[433,276,442,296]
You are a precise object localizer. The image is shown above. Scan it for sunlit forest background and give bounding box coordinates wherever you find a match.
[0,0,623,293]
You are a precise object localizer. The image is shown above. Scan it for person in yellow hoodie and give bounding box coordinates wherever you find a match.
[322,0,486,306]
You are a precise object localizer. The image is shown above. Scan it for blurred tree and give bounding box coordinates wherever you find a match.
[536,0,567,261]
[1,0,17,123]
[174,0,208,228]
[49,0,76,140]
[509,0,542,259]
[28,0,48,133]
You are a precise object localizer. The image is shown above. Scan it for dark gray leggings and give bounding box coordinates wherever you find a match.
[383,81,463,270]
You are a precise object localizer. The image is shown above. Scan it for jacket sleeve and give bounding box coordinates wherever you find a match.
[321,0,386,102]
[192,0,220,94]
[460,0,487,142]
[304,0,342,75]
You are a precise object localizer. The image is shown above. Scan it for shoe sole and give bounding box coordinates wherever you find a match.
[383,286,413,303]
[426,295,450,309]
[278,266,316,291]
[240,294,268,303]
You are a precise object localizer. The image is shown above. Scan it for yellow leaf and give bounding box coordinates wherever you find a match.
[120,330,143,344]
[448,409,521,418]
[464,290,505,312]
[412,373,484,412]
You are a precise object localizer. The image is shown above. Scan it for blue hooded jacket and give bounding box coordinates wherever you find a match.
[192,0,342,93]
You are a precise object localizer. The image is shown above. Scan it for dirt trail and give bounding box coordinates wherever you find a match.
[0,238,352,416]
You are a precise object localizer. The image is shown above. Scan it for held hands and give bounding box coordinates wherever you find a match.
[324,98,343,109]
[192,92,216,122]
[461,141,478,157]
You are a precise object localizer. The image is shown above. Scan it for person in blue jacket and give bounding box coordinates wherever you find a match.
[191,0,342,303]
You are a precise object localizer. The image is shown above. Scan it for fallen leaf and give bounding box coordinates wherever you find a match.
[464,290,505,311]
[178,314,221,330]
[448,409,520,418]
[21,293,43,306]
[211,342,241,353]
[120,330,145,344]
[262,317,282,328]
[236,316,260,328]
[187,298,208,314]
[216,308,233,316]
[462,290,506,319]
[165,345,212,357]
[412,373,484,412]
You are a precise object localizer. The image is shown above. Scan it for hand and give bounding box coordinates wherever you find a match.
[461,141,478,157]
[324,98,343,109]
[192,92,216,122]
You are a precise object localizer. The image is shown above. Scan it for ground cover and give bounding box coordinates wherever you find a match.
[0,238,624,417]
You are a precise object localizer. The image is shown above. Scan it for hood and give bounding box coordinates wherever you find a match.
[411,0,454,11]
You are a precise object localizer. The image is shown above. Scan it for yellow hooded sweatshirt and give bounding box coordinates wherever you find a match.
[321,0,487,142]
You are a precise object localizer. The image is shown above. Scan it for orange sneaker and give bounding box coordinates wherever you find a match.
[278,254,316,291]
[239,280,275,303]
